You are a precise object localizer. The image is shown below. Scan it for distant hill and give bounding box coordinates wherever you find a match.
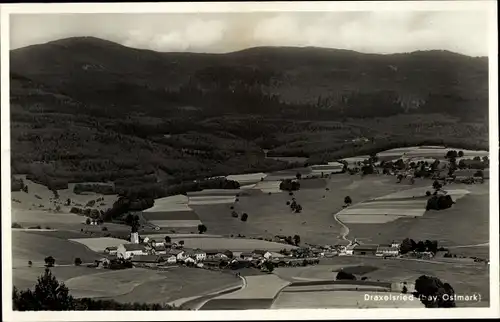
[11,36,488,119]
[9,37,490,197]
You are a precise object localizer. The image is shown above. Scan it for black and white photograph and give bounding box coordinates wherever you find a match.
[1,1,498,320]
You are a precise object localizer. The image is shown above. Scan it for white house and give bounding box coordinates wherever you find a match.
[184,257,196,265]
[240,252,254,260]
[163,255,177,265]
[104,246,118,256]
[188,249,207,261]
[252,249,272,259]
[376,246,399,257]
[391,242,400,249]
[131,232,140,244]
[117,243,147,259]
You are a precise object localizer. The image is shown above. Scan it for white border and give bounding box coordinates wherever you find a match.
[1,1,499,321]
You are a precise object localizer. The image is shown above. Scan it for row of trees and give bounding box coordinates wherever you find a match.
[400,238,444,254]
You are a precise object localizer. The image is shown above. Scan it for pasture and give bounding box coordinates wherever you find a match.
[12,231,101,268]
[64,267,241,304]
[273,257,489,307]
[11,176,118,213]
[13,266,104,291]
[200,274,290,310]
[69,237,127,252]
[189,174,430,245]
[271,290,425,309]
[347,182,489,257]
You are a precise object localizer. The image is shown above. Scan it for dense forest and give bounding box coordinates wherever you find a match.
[9,37,489,198]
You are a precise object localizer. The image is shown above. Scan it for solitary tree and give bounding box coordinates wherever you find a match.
[344,196,352,205]
[179,240,185,247]
[263,261,274,273]
[164,236,171,243]
[414,275,456,308]
[44,256,55,268]
[28,261,32,268]
[458,151,464,158]
[293,234,301,246]
[197,224,207,234]
[85,218,91,225]
[241,213,249,222]
[74,258,82,266]
[296,172,302,180]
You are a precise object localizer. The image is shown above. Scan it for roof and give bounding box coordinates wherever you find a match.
[240,252,253,257]
[353,244,379,251]
[131,255,160,263]
[154,245,166,251]
[167,249,184,255]
[377,246,399,251]
[252,249,269,255]
[193,249,206,254]
[122,244,147,252]
[105,246,118,250]
[205,249,222,255]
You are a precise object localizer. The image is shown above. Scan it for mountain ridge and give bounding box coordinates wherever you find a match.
[9,36,489,197]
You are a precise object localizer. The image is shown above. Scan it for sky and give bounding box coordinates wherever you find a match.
[9,11,491,56]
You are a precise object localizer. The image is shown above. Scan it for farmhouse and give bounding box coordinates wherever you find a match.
[353,244,379,256]
[184,249,206,261]
[162,255,177,265]
[131,255,163,266]
[240,252,254,260]
[152,244,168,254]
[376,246,400,257]
[205,249,231,260]
[104,246,118,256]
[252,249,272,259]
[117,243,147,259]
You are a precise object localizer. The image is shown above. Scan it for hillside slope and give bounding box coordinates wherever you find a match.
[9,37,490,197]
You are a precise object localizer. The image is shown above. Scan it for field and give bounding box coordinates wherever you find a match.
[200,274,290,310]
[190,174,426,245]
[12,231,102,268]
[13,266,104,291]
[11,176,118,213]
[65,267,241,304]
[69,237,127,252]
[271,290,425,309]
[273,257,489,307]
[347,182,490,258]
[336,186,470,224]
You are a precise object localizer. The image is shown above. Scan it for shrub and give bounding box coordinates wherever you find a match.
[44,256,55,267]
[74,258,82,266]
[336,271,356,280]
[11,177,24,192]
[101,227,108,231]
[12,222,23,229]
[241,213,248,222]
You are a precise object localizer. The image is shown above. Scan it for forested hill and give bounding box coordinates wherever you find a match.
[9,37,490,197]
[11,36,488,120]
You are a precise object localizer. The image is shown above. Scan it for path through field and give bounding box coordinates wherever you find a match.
[333,212,351,243]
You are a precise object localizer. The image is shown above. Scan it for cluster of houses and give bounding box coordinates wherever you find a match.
[103,236,280,268]
[304,240,401,258]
